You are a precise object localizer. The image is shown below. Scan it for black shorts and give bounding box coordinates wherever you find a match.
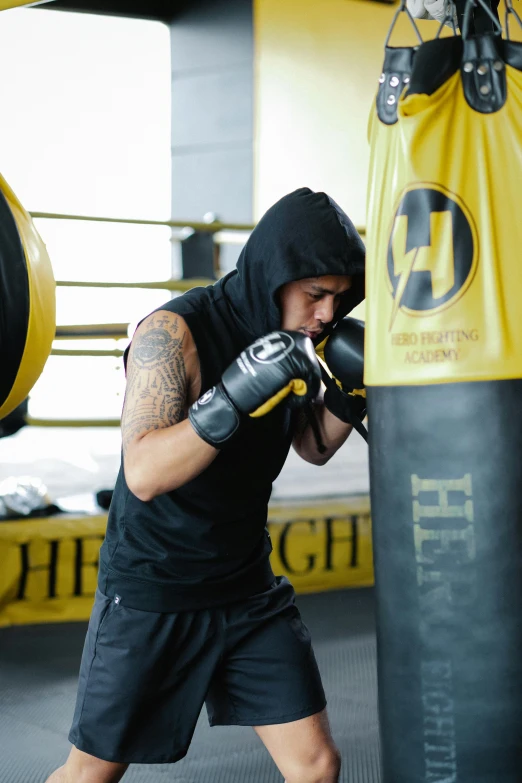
[68,576,327,764]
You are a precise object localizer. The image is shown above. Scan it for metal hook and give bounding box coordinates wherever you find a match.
[505,0,522,38]
[385,0,423,47]
[462,0,503,37]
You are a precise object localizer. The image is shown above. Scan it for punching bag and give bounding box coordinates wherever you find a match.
[365,3,522,781]
[0,173,55,421]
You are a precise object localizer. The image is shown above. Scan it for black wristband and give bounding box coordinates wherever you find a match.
[188,384,240,448]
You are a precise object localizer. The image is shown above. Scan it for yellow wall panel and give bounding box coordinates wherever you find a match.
[254,0,463,225]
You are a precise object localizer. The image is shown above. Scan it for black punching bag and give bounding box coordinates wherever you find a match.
[365,4,522,781]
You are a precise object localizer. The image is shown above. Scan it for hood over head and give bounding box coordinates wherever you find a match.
[222,187,365,345]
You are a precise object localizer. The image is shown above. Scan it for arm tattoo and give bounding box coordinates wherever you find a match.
[121,314,188,454]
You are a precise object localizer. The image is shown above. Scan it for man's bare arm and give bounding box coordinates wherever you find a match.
[122,311,218,501]
[292,400,353,467]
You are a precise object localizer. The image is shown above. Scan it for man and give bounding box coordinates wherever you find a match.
[46,187,366,783]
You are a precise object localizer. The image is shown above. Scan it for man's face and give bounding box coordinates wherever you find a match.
[279,275,353,340]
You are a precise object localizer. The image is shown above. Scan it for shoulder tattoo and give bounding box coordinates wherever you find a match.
[122,314,188,453]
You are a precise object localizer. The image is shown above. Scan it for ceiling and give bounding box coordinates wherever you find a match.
[37,0,397,20]
[37,0,192,23]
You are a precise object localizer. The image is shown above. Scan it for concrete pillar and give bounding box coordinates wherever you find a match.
[169,0,254,227]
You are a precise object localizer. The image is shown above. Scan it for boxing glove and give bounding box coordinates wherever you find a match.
[189,331,321,448]
[322,318,367,434]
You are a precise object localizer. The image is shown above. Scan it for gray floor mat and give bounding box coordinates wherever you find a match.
[0,588,381,782]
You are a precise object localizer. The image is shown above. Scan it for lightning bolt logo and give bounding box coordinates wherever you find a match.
[389,210,456,330]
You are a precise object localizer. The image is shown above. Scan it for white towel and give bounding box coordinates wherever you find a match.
[407,0,458,27]
[407,0,430,19]
[424,0,458,26]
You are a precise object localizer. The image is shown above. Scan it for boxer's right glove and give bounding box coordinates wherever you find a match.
[189,331,321,448]
[322,317,368,441]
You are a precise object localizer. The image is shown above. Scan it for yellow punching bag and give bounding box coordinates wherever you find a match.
[0,174,55,421]
[365,2,522,781]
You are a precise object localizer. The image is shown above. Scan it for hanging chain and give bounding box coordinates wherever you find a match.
[462,0,502,37]
[385,0,424,47]
[505,0,522,38]
[435,1,459,37]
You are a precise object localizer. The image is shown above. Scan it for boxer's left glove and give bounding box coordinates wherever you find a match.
[189,331,321,448]
[322,317,368,440]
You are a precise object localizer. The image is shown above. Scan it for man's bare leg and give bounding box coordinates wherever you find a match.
[255,708,341,783]
[45,746,128,783]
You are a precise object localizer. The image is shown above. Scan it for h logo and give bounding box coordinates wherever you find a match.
[250,332,295,364]
[387,184,478,329]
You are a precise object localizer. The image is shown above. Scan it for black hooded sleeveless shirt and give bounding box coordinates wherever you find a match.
[98,188,365,612]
